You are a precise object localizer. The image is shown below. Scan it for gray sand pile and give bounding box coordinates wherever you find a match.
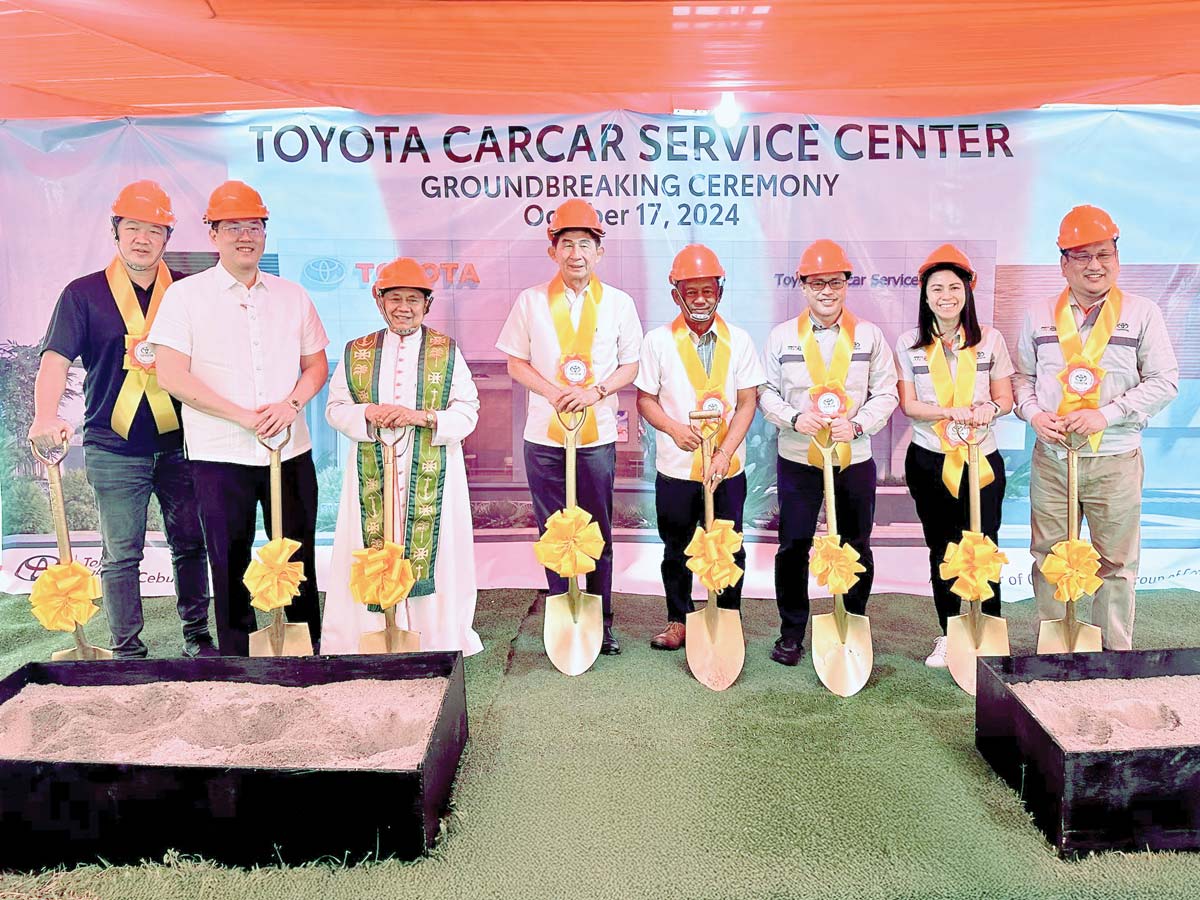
[1011,675,1200,752]
[0,678,447,770]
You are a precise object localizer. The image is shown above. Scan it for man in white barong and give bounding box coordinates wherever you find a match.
[323,258,483,656]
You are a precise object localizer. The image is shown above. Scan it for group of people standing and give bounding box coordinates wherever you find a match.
[29,183,1177,670]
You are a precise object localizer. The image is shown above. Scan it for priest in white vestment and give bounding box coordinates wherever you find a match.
[323,258,482,656]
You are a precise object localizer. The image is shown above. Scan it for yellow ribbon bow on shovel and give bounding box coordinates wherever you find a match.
[684,518,744,594]
[534,506,605,578]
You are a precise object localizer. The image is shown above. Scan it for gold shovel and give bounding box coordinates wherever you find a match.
[248,427,314,657]
[810,435,873,697]
[542,410,603,677]
[359,427,421,654]
[1036,433,1104,654]
[944,425,1010,696]
[684,409,745,692]
[29,439,113,661]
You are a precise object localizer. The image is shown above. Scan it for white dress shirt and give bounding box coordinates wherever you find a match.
[148,262,329,465]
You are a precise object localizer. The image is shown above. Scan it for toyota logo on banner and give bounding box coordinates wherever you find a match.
[301,257,347,292]
[13,555,60,582]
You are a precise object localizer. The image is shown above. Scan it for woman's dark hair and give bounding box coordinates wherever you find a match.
[910,263,982,350]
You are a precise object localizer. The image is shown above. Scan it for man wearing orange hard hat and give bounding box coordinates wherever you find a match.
[634,245,764,650]
[30,180,215,659]
[150,180,330,656]
[1013,206,1178,650]
[496,198,644,655]
[321,258,483,656]
[758,239,898,666]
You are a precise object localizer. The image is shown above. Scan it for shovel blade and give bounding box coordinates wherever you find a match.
[358,626,421,655]
[1037,618,1103,655]
[684,604,745,692]
[811,610,873,697]
[543,589,603,676]
[945,612,1010,696]
[51,644,114,662]
[249,623,314,658]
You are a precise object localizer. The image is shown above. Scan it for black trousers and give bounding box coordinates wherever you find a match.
[191,451,321,656]
[905,442,1006,632]
[524,441,616,625]
[655,471,747,623]
[774,454,876,642]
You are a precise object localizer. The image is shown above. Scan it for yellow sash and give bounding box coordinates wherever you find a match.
[106,257,179,439]
[670,315,740,481]
[546,274,602,445]
[1054,287,1121,452]
[926,330,994,497]
[798,310,857,468]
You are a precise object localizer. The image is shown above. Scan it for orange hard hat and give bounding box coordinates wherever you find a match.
[796,239,853,278]
[204,180,269,224]
[1057,205,1119,250]
[546,198,605,241]
[111,180,175,228]
[374,257,434,296]
[918,243,977,289]
[670,244,725,284]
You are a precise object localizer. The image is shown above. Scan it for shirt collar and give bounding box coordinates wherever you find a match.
[809,313,841,332]
[216,261,265,292]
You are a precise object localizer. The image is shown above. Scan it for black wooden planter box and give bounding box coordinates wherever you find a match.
[0,651,467,869]
[977,649,1200,857]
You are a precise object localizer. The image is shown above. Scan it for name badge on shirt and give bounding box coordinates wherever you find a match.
[813,389,846,418]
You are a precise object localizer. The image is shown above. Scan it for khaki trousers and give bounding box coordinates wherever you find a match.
[1030,443,1144,650]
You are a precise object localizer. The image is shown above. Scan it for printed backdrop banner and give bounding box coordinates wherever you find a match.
[2,108,1198,598]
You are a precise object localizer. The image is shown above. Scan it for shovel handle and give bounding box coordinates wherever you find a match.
[257,426,292,539]
[556,411,585,510]
[29,437,70,468]
[1057,434,1086,542]
[813,435,838,536]
[689,410,723,527]
[31,439,73,563]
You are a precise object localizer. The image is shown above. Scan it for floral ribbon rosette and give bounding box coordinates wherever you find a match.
[30,561,102,632]
[350,541,416,610]
[534,506,605,578]
[1040,538,1103,603]
[939,532,1008,601]
[810,534,866,595]
[243,538,306,612]
[684,518,744,593]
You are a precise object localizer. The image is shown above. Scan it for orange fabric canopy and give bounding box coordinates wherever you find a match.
[2,1,1197,119]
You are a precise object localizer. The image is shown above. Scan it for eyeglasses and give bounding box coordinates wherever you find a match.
[805,278,847,291]
[217,223,265,237]
[1064,250,1116,265]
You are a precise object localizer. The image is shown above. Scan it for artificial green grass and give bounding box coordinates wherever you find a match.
[2,586,1200,899]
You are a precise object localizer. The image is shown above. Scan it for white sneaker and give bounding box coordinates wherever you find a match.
[925,635,948,668]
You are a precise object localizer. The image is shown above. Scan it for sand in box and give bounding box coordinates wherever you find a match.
[0,678,448,770]
[1010,674,1200,753]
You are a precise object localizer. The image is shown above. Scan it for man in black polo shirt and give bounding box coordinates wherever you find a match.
[29,181,215,659]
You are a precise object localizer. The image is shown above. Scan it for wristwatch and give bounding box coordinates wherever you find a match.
[425,410,436,428]
[287,398,302,412]
[595,383,609,399]
[851,421,864,439]
[790,412,801,431]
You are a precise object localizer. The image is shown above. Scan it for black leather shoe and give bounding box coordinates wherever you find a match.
[600,628,621,655]
[770,636,803,666]
[184,639,221,659]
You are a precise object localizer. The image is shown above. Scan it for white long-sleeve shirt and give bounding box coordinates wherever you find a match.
[758,312,899,465]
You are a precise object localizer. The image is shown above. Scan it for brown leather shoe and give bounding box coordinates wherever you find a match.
[650,621,686,651]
